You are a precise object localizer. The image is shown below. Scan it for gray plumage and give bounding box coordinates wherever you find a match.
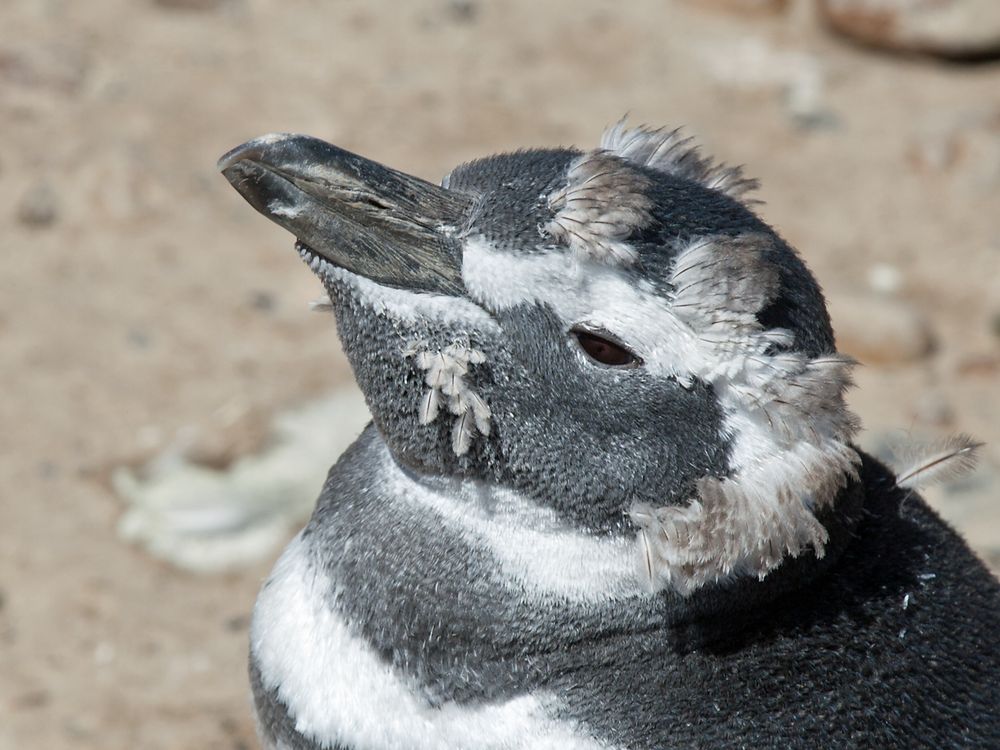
[218,123,1000,750]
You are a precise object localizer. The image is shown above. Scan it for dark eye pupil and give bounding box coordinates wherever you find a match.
[573,329,638,366]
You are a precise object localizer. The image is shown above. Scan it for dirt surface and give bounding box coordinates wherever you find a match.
[2,1,999,747]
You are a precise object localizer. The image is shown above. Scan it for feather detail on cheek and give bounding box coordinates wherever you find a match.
[406,340,492,456]
[629,233,862,596]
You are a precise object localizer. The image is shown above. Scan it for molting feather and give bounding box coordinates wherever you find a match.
[408,341,491,456]
[543,151,652,266]
[630,233,861,595]
[631,440,860,595]
[891,434,982,491]
[601,119,759,203]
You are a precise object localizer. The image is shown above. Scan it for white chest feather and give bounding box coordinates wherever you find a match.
[378,446,646,604]
[251,533,613,750]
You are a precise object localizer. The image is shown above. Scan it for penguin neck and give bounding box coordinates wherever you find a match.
[659,473,867,646]
[317,427,866,642]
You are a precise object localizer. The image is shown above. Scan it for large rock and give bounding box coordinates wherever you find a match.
[818,0,1000,58]
[114,389,371,573]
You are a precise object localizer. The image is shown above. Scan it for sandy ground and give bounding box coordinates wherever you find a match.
[2,0,999,747]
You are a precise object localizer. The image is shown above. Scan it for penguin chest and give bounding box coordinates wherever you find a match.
[248,532,610,750]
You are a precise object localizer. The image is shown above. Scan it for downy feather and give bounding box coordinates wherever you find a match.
[892,434,982,490]
[452,411,476,456]
[419,388,440,426]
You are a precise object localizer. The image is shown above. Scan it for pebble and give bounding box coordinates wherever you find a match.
[828,293,935,365]
[224,613,251,632]
[248,289,276,313]
[16,182,58,228]
[818,0,1000,59]
[126,328,152,349]
[37,461,60,479]
[446,1,479,23]
[152,0,227,10]
[93,641,115,666]
[14,689,50,709]
[866,263,903,295]
[956,353,1000,377]
[690,0,789,13]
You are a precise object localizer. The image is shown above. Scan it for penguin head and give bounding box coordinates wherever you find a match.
[220,123,860,596]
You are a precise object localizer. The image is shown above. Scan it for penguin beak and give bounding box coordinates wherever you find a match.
[218,134,471,296]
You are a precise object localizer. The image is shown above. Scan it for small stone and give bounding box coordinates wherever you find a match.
[63,718,97,740]
[828,293,935,366]
[867,263,904,295]
[248,289,276,313]
[446,1,479,23]
[956,353,1000,377]
[15,689,50,709]
[126,328,152,349]
[16,182,58,228]
[93,641,115,666]
[224,613,251,632]
[818,0,1000,59]
[687,0,789,14]
[152,0,227,10]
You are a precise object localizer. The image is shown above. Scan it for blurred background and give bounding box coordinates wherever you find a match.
[2,0,999,747]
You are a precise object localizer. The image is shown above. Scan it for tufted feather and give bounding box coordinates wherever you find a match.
[543,151,652,266]
[601,119,759,203]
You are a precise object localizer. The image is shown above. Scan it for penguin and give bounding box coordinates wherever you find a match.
[218,123,1000,750]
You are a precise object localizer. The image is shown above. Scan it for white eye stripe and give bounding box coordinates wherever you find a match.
[461,235,701,381]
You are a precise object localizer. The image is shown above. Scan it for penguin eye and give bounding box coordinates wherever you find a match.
[572,327,641,368]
